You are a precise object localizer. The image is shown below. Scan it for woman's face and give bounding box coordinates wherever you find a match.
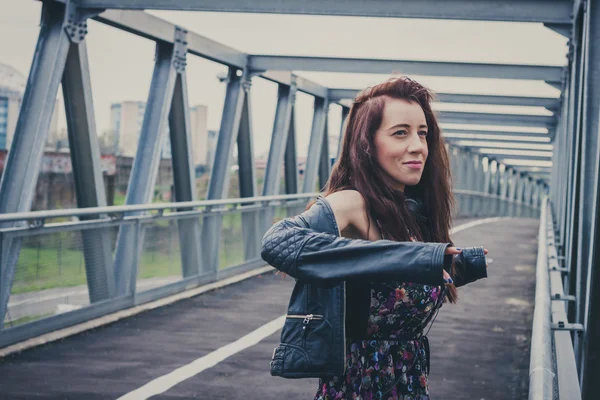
[373,98,429,191]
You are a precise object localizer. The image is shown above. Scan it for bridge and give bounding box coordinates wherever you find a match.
[0,1,597,399]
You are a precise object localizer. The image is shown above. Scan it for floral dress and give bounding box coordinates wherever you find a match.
[314,278,445,400]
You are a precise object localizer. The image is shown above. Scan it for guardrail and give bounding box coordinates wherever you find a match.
[0,191,538,349]
[529,197,581,399]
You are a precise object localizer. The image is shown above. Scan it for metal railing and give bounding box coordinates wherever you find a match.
[0,191,538,349]
[529,197,581,399]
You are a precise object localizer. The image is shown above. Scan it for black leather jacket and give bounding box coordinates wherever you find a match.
[261,196,487,378]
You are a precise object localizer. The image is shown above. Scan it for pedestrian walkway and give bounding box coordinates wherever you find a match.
[0,218,538,399]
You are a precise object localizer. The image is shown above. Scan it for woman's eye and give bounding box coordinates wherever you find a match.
[392,130,407,136]
[418,131,428,137]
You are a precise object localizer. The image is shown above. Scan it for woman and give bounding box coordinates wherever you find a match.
[261,77,489,399]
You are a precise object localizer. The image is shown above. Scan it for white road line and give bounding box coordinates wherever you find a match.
[451,217,509,235]
[118,217,508,399]
[117,315,286,400]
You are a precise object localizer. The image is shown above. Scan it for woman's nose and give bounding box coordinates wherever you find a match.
[408,133,425,153]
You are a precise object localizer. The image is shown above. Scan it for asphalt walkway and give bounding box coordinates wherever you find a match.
[0,217,538,399]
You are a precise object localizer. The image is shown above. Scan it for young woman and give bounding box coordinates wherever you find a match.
[261,77,489,399]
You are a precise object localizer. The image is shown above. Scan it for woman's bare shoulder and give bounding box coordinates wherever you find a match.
[324,190,370,234]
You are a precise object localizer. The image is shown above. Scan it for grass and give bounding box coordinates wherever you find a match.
[9,213,253,294]
[4,313,55,327]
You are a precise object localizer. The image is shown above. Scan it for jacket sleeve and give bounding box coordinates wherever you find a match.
[261,215,450,286]
[450,247,488,287]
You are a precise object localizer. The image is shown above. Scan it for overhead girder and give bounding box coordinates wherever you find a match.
[442,129,551,139]
[439,111,556,128]
[92,10,330,99]
[248,55,564,81]
[446,139,553,150]
[328,89,560,109]
[482,152,553,161]
[69,0,573,24]
[444,135,551,146]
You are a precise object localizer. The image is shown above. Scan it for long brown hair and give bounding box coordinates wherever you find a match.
[324,76,458,302]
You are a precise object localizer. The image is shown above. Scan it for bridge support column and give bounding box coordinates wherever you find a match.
[62,25,116,302]
[261,81,297,230]
[575,4,600,391]
[336,106,349,159]
[201,68,247,274]
[236,79,261,261]
[303,97,329,193]
[113,32,183,296]
[0,2,112,324]
[169,67,203,278]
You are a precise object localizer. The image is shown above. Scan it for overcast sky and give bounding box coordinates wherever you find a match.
[1,0,568,160]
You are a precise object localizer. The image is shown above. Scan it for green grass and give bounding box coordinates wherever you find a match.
[4,313,55,327]
[10,216,249,294]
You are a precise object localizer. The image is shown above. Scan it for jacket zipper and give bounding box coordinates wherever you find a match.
[286,313,324,321]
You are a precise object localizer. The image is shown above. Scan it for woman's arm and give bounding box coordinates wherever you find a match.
[260,191,452,285]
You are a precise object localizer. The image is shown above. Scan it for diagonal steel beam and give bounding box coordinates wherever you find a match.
[71,0,573,23]
[249,55,564,81]
[62,37,115,303]
[328,89,560,109]
[113,39,180,296]
[0,1,72,327]
[303,97,329,193]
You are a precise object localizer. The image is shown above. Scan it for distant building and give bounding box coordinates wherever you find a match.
[0,63,59,151]
[109,101,211,167]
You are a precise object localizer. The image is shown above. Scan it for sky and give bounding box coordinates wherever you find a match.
[0,0,568,162]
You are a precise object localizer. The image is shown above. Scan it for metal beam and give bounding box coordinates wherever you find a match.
[62,38,115,302]
[337,106,350,158]
[73,0,573,23]
[113,39,179,296]
[0,0,71,326]
[328,89,560,109]
[249,55,563,81]
[448,140,553,151]
[303,97,329,193]
[284,107,299,194]
[202,68,246,273]
[544,22,572,37]
[168,70,203,278]
[476,152,553,161]
[578,0,600,395]
[262,84,296,196]
[442,128,550,138]
[439,111,556,128]
[318,116,331,191]
[445,135,551,146]
[236,90,261,260]
[92,10,331,100]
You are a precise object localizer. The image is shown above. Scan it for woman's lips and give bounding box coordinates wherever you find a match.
[403,161,423,169]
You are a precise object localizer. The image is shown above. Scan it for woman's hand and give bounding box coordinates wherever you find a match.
[443,247,462,283]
